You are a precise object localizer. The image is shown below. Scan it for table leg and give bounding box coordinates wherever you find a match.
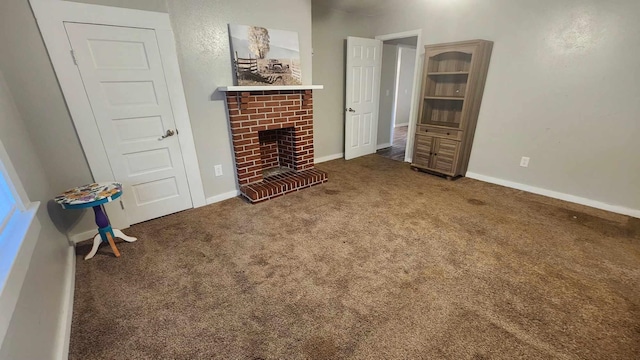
[112,229,137,243]
[106,231,121,258]
[84,229,128,260]
[92,204,120,258]
[85,233,102,260]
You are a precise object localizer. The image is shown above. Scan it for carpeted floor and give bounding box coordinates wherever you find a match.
[70,155,640,359]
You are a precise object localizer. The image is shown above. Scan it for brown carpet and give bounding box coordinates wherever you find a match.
[70,155,640,359]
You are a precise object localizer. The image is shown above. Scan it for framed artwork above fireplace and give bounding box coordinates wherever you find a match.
[228,24,302,86]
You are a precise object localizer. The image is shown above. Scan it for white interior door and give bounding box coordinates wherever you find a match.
[345,36,382,160]
[65,22,192,225]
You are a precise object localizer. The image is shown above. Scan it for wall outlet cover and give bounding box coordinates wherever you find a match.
[214,165,223,176]
[520,157,530,167]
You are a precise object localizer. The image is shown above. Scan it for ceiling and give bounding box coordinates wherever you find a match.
[316,0,408,15]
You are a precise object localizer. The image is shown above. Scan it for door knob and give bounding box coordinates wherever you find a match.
[159,129,175,140]
[346,108,356,113]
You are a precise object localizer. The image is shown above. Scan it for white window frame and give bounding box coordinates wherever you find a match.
[0,142,29,215]
[0,138,40,344]
[0,177,17,236]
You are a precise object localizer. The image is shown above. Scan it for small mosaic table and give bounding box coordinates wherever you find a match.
[55,182,137,260]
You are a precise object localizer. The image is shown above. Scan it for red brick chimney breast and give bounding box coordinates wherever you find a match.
[225,89,327,203]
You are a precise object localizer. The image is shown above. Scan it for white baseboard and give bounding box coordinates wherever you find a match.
[466,172,640,218]
[376,143,391,150]
[68,229,97,244]
[394,123,409,127]
[315,153,343,164]
[206,190,240,205]
[55,245,75,360]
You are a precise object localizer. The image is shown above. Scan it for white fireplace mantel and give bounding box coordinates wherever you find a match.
[218,85,324,92]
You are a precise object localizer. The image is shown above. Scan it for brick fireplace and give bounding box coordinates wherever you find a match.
[223,88,327,203]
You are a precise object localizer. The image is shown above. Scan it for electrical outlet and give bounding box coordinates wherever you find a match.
[214,164,223,176]
[520,156,530,168]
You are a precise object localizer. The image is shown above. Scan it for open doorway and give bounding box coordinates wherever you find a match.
[376,35,418,162]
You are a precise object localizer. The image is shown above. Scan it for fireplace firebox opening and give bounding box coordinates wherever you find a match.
[258,127,296,177]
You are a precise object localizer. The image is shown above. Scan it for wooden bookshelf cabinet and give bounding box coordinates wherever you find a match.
[411,39,493,178]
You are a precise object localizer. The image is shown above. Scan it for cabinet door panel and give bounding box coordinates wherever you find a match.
[412,152,432,168]
[433,138,460,174]
[413,134,435,168]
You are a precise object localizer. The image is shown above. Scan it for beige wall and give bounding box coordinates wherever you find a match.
[0,71,71,358]
[311,3,374,158]
[313,0,640,212]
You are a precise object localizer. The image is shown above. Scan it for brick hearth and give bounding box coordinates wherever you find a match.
[225,89,327,203]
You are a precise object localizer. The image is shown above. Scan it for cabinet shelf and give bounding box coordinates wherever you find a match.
[424,96,465,101]
[427,71,469,76]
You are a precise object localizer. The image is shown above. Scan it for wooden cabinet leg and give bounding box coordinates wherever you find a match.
[106,232,121,258]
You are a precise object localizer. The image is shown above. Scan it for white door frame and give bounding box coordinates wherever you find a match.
[389,44,417,146]
[375,30,423,163]
[29,0,206,225]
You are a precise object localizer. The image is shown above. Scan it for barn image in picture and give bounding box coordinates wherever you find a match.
[228,24,302,86]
